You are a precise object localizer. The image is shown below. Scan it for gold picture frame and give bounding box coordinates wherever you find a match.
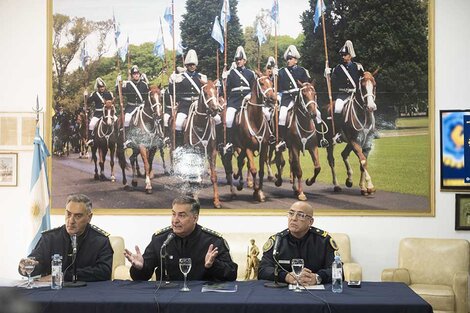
[48,0,435,216]
[455,194,470,230]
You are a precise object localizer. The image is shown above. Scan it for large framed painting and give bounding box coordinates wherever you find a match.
[48,0,434,216]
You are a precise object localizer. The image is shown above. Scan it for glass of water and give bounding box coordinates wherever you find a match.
[291,258,304,292]
[179,258,192,292]
[24,257,36,289]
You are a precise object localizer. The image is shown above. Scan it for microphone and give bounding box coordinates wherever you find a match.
[71,234,77,256]
[63,234,86,288]
[161,232,175,250]
[264,233,287,288]
[272,234,281,258]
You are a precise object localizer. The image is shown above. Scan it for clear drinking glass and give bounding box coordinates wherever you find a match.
[179,258,192,292]
[24,257,36,289]
[291,258,304,292]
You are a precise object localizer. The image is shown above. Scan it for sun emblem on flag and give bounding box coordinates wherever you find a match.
[31,201,41,217]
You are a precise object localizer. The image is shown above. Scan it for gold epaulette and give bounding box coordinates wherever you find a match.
[155,226,172,235]
[310,227,338,250]
[201,226,222,238]
[41,226,61,234]
[91,224,110,237]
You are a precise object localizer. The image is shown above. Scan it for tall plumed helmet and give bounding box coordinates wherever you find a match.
[265,56,276,69]
[184,49,198,66]
[233,46,247,61]
[283,45,300,60]
[339,40,356,58]
[94,77,106,89]
[130,65,140,74]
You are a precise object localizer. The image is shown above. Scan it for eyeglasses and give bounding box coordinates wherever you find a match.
[287,210,312,220]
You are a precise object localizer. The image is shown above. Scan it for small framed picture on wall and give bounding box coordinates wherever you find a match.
[0,152,18,186]
[455,194,470,230]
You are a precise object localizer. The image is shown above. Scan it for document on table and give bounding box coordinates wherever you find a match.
[288,284,325,290]
[201,282,238,293]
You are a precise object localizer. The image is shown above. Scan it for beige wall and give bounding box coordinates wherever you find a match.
[0,0,469,281]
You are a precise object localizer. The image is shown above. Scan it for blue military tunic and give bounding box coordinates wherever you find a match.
[278,65,310,107]
[226,67,256,109]
[87,91,114,119]
[331,61,364,101]
[117,79,149,114]
[169,70,204,115]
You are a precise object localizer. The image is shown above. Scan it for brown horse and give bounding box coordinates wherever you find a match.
[183,80,222,208]
[76,111,89,159]
[274,82,320,200]
[122,85,164,194]
[223,72,277,202]
[91,100,119,181]
[326,71,378,195]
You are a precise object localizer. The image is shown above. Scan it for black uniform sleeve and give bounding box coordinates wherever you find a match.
[130,234,160,281]
[316,236,336,284]
[72,237,113,282]
[19,236,50,277]
[204,238,238,281]
[258,237,288,283]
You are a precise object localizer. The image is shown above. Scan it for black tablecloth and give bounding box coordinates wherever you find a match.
[12,280,432,313]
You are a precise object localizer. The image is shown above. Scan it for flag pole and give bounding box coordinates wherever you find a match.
[171,0,177,150]
[274,1,279,145]
[222,0,228,147]
[160,17,168,74]
[114,13,126,144]
[320,0,335,135]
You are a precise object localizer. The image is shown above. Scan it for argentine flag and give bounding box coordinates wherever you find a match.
[28,125,51,253]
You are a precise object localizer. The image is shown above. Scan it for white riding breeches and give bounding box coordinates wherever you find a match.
[124,113,132,127]
[226,107,237,128]
[175,112,187,131]
[89,116,100,130]
[335,98,347,113]
[213,114,222,125]
[278,100,294,126]
[164,113,170,127]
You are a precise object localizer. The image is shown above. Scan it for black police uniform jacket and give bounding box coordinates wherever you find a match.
[117,79,149,114]
[278,65,310,107]
[331,61,364,101]
[168,71,204,115]
[87,90,114,119]
[22,224,113,281]
[258,227,337,284]
[130,224,238,281]
[226,67,256,109]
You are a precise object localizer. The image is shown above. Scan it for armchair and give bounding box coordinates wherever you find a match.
[330,233,362,282]
[382,238,469,313]
[109,236,131,280]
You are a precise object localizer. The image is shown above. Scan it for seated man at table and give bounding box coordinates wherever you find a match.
[124,196,238,281]
[18,194,113,281]
[258,201,337,285]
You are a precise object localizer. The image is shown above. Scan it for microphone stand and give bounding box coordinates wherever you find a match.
[264,263,287,288]
[64,237,87,288]
[160,247,177,288]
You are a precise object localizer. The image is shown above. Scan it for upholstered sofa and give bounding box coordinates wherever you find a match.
[382,238,469,313]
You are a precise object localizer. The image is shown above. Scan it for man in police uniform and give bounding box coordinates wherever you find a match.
[276,45,312,151]
[84,77,114,146]
[168,49,207,147]
[116,65,149,146]
[18,194,113,282]
[220,46,256,155]
[264,56,278,145]
[124,196,237,281]
[258,201,337,285]
[326,40,365,144]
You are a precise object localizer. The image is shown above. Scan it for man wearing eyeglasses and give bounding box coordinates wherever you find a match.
[258,201,338,286]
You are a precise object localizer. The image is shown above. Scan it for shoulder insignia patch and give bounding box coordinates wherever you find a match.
[91,224,110,237]
[155,226,172,235]
[330,238,339,250]
[42,226,61,234]
[263,237,275,253]
[201,226,222,238]
[312,227,328,238]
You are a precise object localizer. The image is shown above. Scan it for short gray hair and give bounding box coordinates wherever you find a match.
[66,194,92,213]
[172,196,200,215]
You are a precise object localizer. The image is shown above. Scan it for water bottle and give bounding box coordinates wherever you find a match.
[51,254,63,290]
[331,255,343,293]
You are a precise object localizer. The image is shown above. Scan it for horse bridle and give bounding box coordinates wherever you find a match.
[256,76,275,106]
[296,85,317,117]
[196,83,220,116]
[359,76,376,107]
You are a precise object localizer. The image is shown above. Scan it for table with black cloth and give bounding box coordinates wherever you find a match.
[13,280,432,313]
